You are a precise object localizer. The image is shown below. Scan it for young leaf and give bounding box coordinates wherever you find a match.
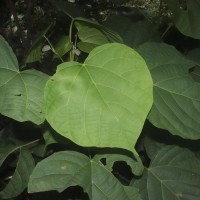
[165,0,200,39]
[137,42,200,139]
[0,35,49,125]
[0,148,35,199]
[28,151,141,200]
[133,145,200,200]
[44,43,153,155]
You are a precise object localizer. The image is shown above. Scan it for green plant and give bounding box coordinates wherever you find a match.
[0,0,200,199]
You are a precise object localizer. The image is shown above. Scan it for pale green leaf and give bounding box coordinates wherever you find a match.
[165,0,200,39]
[45,43,153,154]
[28,151,141,200]
[0,148,35,199]
[133,146,200,200]
[0,35,49,124]
[137,42,200,139]
[53,36,73,59]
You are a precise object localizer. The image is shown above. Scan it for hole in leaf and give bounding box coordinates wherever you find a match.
[112,161,134,185]
[100,158,106,165]
[62,186,89,199]
[14,94,21,96]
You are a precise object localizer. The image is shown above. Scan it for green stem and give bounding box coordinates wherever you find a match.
[69,18,75,61]
[19,138,42,149]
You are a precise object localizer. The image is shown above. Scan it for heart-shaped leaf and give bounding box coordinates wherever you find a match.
[28,151,141,200]
[132,145,200,200]
[165,0,200,39]
[44,43,153,154]
[0,35,49,124]
[137,42,200,139]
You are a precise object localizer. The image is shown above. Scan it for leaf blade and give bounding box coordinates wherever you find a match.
[45,43,153,154]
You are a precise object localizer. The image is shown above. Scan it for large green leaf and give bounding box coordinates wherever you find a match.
[28,151,141,200]
[0,35,49,124]
[165,0,200,39]
[0,148,35,199]
[44,43,153,155]
[133,145,200,200]
[137,42,200,139]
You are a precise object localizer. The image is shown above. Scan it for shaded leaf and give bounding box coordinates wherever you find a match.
[0,148,35,199]
[0,145,17,166]
[25,42,43,64]
[48,0,84,18]
[53,36,73,59]
[187,48,200,82]
[0,35,49,124]
[137,42,200,139]
[133,145,200,200]
[104,16,160,48]
[44,43,153,155]
[28,151,141,200]
[25,22,55,64]
[165,0,200,39]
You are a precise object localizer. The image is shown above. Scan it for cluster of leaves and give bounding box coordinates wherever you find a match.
[0,0,200,199]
